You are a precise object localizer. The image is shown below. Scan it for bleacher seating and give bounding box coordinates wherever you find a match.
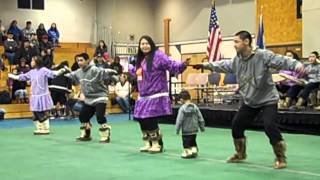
[0,43,128,119]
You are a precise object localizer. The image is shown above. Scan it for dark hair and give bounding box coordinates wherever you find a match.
[76,53,90,61]
[179,90,191,100]
[32,56,45,68]
[54,60,69,70]
[285,50,300,60]
[136,35,157,72]
[311,51,319,58]
[26,21,32,25]
[235,30,252,46]
[114,56,120,62]
[98,40,107,49]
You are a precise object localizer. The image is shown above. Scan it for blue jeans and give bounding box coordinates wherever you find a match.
[14,89,27,99]
[115,96,129,113]
[5,52,15,65]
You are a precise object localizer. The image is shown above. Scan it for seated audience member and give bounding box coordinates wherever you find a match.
[94,53,110,69]
[48,23,60,47]
[110,56,123,74]
[277,50,302,109]
[94,40,108,57]
[36,23,48,43]
[4,32,18,66]
[30,33,39,49]
[15,39,39,66]
[39,35,54,67]
[11,59,30,103]
[22,21,35,41]
[115,73,131,113]
[40,49,53,69]
[7,20,23,42]
[289,51,320,110]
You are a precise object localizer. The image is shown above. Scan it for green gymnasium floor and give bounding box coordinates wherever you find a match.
[0,116,320,180]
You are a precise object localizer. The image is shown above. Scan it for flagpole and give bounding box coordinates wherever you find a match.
[211,0,215,6]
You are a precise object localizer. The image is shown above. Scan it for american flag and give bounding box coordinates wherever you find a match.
[207,3,222,62]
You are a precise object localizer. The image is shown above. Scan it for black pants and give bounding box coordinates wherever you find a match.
[137,117,160,131]
[232,103,282,145]
[136,116,163,146]
[33,111,49,122]
[79,103,107,124]
[182,134,197,149]
[300,82,320,100]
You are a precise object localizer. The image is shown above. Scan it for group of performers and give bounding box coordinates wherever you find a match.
[8,30,308,170]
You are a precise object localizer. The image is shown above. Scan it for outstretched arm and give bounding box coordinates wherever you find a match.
[263,50,304,74]
[9,71,31,81]
[159,51,190,75]
[193,59,235,74]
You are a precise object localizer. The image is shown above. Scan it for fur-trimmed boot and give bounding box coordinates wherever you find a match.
[99,123,111,143]
[76,123,92,141]
[140,131,151,152]
[290,97,305,111]
[191,146,199,157]
[42,119,50,134]
[33,121,42,135]
[227,138,247,163]
[33,120,50,135]
[148,130,164,153]
[272,141,287,169]
[181,148,194,159]
[283,97,291,109]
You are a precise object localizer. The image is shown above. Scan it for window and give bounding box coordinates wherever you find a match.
[32,0,44,10]
[17,0,44,10]
[18,0,31,9]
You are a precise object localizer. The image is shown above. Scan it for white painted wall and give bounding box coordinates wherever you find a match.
[0,0,96,43]
[153,0,255,43]
[96,0,154,44]
[302,0,320,57]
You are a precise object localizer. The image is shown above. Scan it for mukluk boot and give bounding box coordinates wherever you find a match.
[227,137,247,163]
[140,131,151,152]
[148,129,164,153]
[33,120,50,135]
[272,140,287,169]
[76,122,92,141]
[181,148,195,159]
[191,146,199,157]
[99,123,111,143]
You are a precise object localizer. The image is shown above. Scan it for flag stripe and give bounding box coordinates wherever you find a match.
[207,4,222,62]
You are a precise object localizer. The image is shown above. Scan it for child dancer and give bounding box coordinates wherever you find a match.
[176,90,205,158]
[8,56,68,135]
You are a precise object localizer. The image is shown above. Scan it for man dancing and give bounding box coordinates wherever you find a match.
[194,31,304,169]
[65,53,117,143]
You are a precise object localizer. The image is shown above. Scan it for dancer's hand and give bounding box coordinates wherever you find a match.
[8,73,19,80]
[105,68,118,74]
[183,57,191,65]
[63,66,72,73]
[192,64,204,70]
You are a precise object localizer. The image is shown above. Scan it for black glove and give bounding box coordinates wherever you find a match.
[192,64,204,70]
